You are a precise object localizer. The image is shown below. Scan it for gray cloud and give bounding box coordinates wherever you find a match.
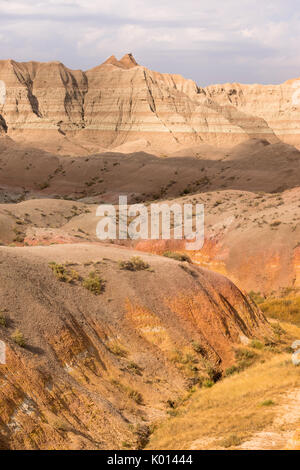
[0,0,299,85]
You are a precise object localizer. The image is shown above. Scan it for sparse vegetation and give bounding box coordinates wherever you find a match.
[127,361,143,375]
[128,389,144,405]
[111,379,144,405]
[163,251,191,263]
[49,262,80,283]
[0,311,7,327]
[191,341,207,356]
[260,290,300,326]
[11,329,26,347]
[225,365,240,377]
[202,379,214,388]
[148,322,300,450]
[248,291,265,305]
[219,434,243,448]
[82,271,105,295]
[260,399,275,407]
[108,343,128,357]
[119,256,150,271]
[250,339,264,350]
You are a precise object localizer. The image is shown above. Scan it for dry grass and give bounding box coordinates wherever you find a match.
[261,293,300,326]
[249,288,300,326]
[148,322,300,450]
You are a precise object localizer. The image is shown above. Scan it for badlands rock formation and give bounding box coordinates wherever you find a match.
[0,54,300,154]
[0,244,272,449]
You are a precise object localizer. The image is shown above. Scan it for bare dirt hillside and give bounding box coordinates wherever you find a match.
[0,137,299,204]
[135,188,300,293]
[0,134,299,294]
[0,243,271,449]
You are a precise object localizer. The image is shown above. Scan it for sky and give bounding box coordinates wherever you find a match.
[0,0,299,86]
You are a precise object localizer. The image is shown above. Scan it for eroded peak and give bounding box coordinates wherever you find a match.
[101,53,139,69]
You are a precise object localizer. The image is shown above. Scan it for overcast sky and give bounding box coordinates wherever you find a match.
[0,0,299,86]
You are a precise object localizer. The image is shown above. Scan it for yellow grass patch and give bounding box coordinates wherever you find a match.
[148,323,300,450]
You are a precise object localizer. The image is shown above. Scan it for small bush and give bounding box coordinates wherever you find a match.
[202,379,214,388]
[191,341,206,356]
[135,425,151,449]
[82,271,105,295]
[260,399,275,407]
[207,366,222,383]
[271,323,285,336]
[11,329,26,347]
[166,399,176,409]
[109,343,128,357]
[235,348,258,371]
[163,251,192,263]
[127,362,143,375]
[248,291,265,305]
[270,220,281,227]
[119,256,150,271]
[128,389,144,405]
[225,365,240,377]
[122,441,132,449]
[49,262,79,283]
[250,339,264,350]
[220,434,242,448]
[0,312,7,327]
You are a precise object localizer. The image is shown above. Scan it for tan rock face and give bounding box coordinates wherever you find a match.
[1,54,299,153]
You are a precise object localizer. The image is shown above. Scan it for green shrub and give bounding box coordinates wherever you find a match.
[0,312,7,327]
[163,251,192,263]
[206,366,222,383]
[250,339,264,350]
[109,343,128,357]
[235,348,258,371]
[119,256,150,271]
[248,291,265,305]
[202,379,214,388]
[260,399,275,407]
[49,262,79,283]
[11,329,26,347]
[225,365,240,377]
[82,272,105,295]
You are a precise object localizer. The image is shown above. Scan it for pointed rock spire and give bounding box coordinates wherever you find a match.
[119,53,139,69]
[101,53,139,69]
[102,55,120,67]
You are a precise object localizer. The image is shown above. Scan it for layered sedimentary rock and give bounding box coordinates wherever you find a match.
[0,244,272,449]
[0,54,300,153]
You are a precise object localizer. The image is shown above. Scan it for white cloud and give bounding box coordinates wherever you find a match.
[0,0,300,85]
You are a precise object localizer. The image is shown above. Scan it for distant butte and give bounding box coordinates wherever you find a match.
[0,54,300,155]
